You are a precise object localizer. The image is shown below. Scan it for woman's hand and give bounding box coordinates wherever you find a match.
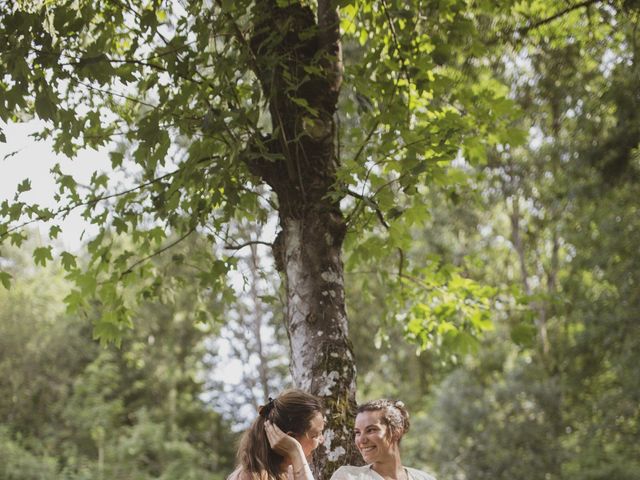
[264,421,303,457]
[265,421,313,480]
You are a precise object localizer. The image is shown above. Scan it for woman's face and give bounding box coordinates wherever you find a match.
[295,411,325,458]
[354,410,398,464]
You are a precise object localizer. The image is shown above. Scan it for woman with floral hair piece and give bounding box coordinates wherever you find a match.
[330,399,436,480]
[228,389,325,480]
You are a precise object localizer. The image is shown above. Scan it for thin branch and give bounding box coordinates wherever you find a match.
[351,120,381,167]
[488,0,603,45]
[213,0,262,81]
[515,0,601,36]
[61,57,206,86]
[121,226,197,277]
[345,189,389,229]
[1,169,180,240]
[224,240,273,251]
[72,79,206,131]
[349,31,409,169]
[72,79,159,110]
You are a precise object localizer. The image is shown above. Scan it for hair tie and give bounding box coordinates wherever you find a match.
[258,397,275,418]
[394,400,405,409]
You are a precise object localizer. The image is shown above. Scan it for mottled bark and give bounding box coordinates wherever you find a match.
[246,1,361,477]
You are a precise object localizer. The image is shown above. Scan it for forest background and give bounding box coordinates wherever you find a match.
[1,1,639,480]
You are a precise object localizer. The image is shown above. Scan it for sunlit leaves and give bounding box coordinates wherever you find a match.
[401,264,496,358]
[2,0,522,349]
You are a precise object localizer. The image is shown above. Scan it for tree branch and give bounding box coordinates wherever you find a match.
[344,189,389,229]
[515,0,601,36]
[72,79,160,110]
[213,0,262,77]
[1,155,217,239]
[224,240,273,251]
[121,226,197,277]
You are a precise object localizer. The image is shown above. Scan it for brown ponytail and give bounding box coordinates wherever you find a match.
[234,389,323,480]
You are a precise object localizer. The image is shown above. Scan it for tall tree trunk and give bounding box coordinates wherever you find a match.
[281,210,360,477]
[245,1,361,477]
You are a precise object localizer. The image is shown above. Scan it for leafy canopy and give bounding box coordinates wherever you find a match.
[0,0,525,347]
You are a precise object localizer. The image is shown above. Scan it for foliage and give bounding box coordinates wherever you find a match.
[1,1,639,478]
[0,0,519,352]
[0,242,236,479]
[345,2,640,479]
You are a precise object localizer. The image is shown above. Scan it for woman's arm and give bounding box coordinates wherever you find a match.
[264,421,314,480]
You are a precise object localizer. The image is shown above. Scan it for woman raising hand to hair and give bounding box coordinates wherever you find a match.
[228,389,325,480]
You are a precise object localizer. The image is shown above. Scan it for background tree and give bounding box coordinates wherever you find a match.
[342,2,640,479]
[0,238,237,480]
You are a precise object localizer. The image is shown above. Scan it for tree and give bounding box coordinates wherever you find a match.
[0,238,238,479]
[0,1,521,476]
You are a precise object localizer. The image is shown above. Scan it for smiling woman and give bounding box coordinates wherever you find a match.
[330,400,435,480]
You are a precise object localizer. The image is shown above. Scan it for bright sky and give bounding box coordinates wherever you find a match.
[0,120,109,252]
[1,120,270,400]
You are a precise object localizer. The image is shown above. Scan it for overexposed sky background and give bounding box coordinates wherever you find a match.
[0,120,109,252]
[1,120,266,393]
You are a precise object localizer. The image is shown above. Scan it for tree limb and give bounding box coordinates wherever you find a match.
[515,0,601,36]
[120,226,197,277]
[1,155,217,239]
[224,240,273,251]
[345,189,389,229]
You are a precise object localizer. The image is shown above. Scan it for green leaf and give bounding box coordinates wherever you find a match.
[60,251,77,271]
[112,217,128,234]
[16,178,32,194]
[64,289,84,313]
[10,232,27,247]
[0,271,12,289]
[49,224,62,239]
[33,246,53,266]
[35,86,58,121]
[109,151,124,168]
[77,54,115,84]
